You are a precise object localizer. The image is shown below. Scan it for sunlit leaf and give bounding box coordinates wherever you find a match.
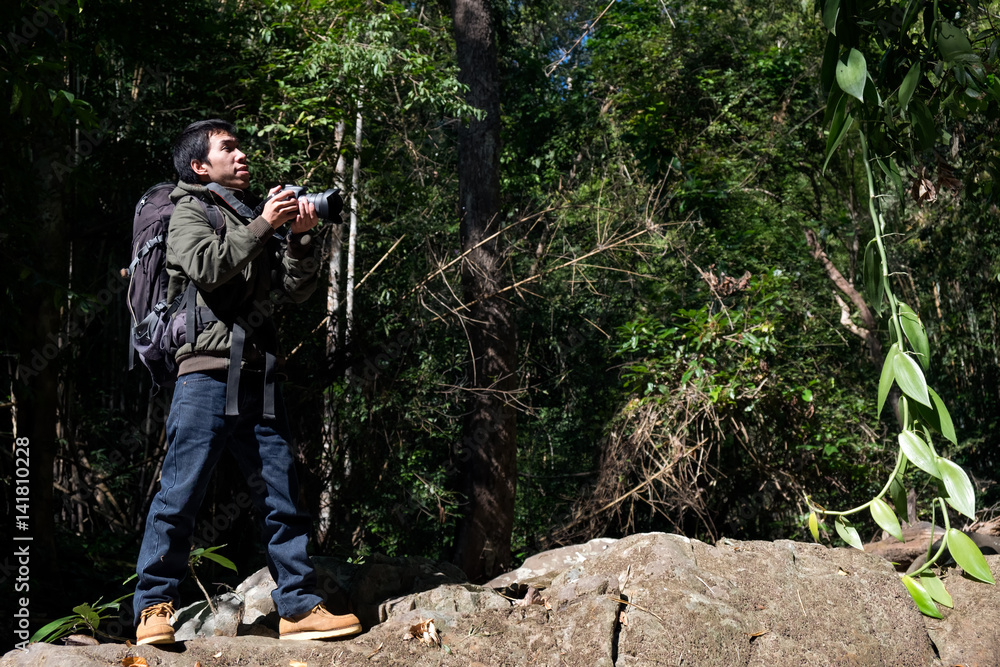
[918,572,953,608]
[939,458,976,519]
[893,350,931,407]
[899,63,920,111]
[899,303,930,369]
[928,388,958,445]
[871,497,903,541]
[877,344,898,417]
[898,430,940,478]
[946,529,996,584]
[823,0,841,35]
[835,516,864,550]
[836,49,868,102]
[809,511,820,542]
[199,551,238,572]
[902,575,943,618]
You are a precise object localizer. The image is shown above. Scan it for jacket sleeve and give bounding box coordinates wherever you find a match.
[167,196,275,292]
[273,232,321,304]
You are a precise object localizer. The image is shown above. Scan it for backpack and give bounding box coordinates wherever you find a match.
[125,182,224,390]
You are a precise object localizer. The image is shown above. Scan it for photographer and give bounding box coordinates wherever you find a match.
[133,119,361,644]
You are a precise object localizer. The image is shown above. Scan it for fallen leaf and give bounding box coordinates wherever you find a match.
[213,652,223,658]
[404,619,441,647]
[837,567,850,576]
[122,658,149,667]
[289,661,308,667]
[619,611,629,627]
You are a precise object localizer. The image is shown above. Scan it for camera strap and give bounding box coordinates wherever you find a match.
[206,182,286,241]
[205,182,257,220]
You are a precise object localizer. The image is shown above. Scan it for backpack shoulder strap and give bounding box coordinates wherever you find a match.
[177,193,226,237]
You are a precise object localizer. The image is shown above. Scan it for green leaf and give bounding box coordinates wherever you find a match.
[929,388,957,444]
[29,616,77,643]
[893,350,931,407]
[823,92,853,173]
[939,458,976,520]
[946,528,996,584]
[918,572,953,608]
[898,430,941,478]
[823,0,841,35]
[835,516,864,550]
[871,497,903,541]
[898,303,929,369]
[199,551,238,572]
[809,511,820,542]
[909,98,936,150]
[836,49,868,102]
[938,23,975,63]
[889,456,908,518]
[902,575,943,618]
[821,34,839,92]
[877,344,898,417]
[863,239,884,314]
[899,63,921,111]
[72,603,100,629]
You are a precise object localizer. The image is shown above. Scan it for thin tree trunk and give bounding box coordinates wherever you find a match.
[345,105,362,345]
[319,120,349,546]
[450,0,517,582]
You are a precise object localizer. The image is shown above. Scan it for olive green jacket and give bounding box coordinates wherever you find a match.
[165,181,318,376]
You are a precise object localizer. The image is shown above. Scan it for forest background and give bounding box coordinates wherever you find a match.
[3,0,1000,649]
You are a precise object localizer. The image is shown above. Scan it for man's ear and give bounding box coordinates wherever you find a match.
[190,159,210,178]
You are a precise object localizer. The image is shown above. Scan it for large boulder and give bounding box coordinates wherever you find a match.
[4,533,998,666]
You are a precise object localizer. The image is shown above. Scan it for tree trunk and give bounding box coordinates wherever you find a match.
[319,120,348,547]
[450,0,517,582]
[345,105,362,344]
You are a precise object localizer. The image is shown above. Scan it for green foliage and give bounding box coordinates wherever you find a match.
[29,584,134,645]
[811,0,999,615]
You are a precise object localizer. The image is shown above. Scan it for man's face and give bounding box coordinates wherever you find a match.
[191,131,250,190]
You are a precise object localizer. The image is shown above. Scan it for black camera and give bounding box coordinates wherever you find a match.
[260,185,343,221]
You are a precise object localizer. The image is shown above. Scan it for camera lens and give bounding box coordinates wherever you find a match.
[301,188,343,220]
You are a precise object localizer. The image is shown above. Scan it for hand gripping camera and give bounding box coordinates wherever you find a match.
[258,185,344,221]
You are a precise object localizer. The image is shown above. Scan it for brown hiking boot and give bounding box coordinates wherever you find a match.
[136,602,176,645]
[279,604,362,641]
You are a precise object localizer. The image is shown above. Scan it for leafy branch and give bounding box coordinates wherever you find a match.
[808,0,998,618]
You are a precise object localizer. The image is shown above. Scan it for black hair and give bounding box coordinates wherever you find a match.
[173,119,238,184]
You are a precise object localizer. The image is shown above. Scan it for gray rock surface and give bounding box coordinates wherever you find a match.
[4,533,998,666]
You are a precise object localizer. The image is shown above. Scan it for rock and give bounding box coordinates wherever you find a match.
[173,551,469,639]
[488,537,617,589]
[923,557,1000,666]
[4,534,999,666]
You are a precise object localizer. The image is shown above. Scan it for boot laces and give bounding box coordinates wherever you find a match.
[141,602,175,621]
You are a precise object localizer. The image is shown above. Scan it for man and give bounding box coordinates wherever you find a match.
[133,119,361,644]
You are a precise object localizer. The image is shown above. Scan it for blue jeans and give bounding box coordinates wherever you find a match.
[134,372,323,621]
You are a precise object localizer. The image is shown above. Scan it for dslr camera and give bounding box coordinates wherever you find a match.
[258,185,343,221]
